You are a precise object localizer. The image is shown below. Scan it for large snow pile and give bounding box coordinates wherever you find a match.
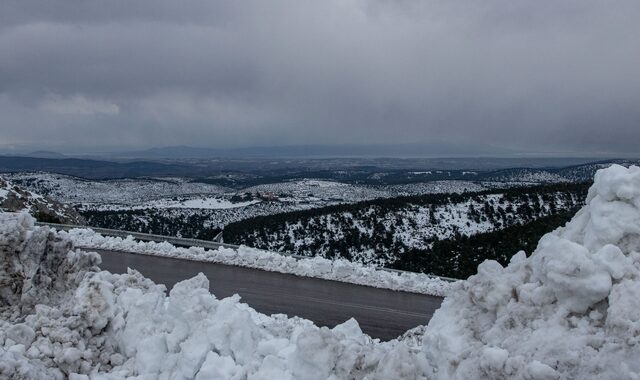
[62,228,454,296]
[1,164,639,379]
[424,164,640,379]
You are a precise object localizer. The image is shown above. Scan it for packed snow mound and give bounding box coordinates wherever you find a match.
[0,212,93,311]
[0,212,431,379]
[423,164,640,379]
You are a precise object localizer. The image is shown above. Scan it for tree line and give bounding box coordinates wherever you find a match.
[82,209,222,241]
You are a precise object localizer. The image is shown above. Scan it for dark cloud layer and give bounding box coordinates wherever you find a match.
[1,0,639,155]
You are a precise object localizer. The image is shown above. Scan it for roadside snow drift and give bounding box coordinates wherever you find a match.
[424,164,640,379]
[1,164,639,379]
[63,229,453,297]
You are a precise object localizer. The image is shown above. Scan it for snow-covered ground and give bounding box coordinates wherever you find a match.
[87,197,262,212]
[2,164,640,378]
[147,198,261,210]
[3,172,510,233]
[2,172,231,205]
[4,172,503,214]
[0,177,85,224]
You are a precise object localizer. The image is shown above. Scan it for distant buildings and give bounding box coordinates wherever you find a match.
[257,191,278,201]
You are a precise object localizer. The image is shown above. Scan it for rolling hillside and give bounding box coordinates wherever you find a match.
[225,182,589,275]
[0,177,85,224]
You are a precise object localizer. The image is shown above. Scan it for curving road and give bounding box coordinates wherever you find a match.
[94,249,443,340]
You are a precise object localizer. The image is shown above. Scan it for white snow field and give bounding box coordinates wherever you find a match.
[1,164,640,379]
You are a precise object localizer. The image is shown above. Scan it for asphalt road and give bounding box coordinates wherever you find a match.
[94,249,443,340]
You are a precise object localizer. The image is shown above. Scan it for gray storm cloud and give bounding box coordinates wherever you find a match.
[0,0,639,154]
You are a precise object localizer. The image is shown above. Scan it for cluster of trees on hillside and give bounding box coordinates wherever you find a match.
[82,209,221,240]
[225,182,587,238]
[389,211,578,278]
[223,183,589,277]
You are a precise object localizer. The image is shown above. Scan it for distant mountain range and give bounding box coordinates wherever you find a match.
[114,143,515,159]
[0,156,194,179]
[3,143,637,161]
[25,151,68,159]
[0,153,637,184]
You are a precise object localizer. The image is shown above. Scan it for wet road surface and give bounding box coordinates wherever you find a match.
[95,248,443,340]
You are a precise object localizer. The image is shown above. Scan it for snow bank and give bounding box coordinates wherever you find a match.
[2,164,640,379]
[423,164,640,379]
[0,212,431,379]
[61,228,454,297]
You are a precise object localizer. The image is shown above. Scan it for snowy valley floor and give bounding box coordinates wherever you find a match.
[1,164,640,379]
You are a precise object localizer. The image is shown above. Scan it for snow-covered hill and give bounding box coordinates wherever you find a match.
[0,177,85,224]
[3,172,505,238]
[226,183,588,266]
[5,172,494,210]
[0,164,639,378]
[3,172,230,205]
[4,165,620,241]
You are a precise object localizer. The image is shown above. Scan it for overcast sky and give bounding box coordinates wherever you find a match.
[1,0,639,155]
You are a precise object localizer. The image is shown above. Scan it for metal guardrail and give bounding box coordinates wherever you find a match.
[36,222,459,282]
[36,222,235,250]
[35,222,313,261]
